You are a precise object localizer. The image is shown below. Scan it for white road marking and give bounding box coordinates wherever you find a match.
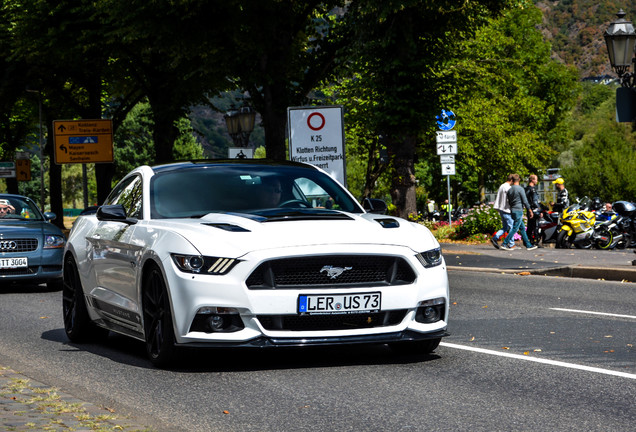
[550,308,636,320]
[440,342,636,380]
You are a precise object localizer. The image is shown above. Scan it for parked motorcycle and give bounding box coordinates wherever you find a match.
[556,197,596,249]
[535,203,560,245]
[595,201,636,250]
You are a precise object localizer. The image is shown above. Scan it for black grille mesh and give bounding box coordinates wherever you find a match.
[0,239,38,253]
[257,310,408,331]
[246,255,416,289]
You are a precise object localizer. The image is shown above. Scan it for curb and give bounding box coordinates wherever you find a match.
[447,265,636,283]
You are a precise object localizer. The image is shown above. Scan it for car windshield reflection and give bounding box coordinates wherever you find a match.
[0,196,44,221]
[150,164,362,219]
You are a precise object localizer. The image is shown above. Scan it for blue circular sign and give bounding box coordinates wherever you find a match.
[436,109,456,131]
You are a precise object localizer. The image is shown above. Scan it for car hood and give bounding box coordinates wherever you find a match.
[150,211,438,257]
[0,220,61,237]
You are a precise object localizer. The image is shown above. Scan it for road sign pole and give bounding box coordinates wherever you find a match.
[447,175,452,225]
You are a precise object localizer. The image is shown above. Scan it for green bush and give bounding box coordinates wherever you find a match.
[456,204,501,239]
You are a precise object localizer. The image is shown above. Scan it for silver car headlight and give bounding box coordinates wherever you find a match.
[172,254,239,275]
[44,235,65,249]
[415,248,442,268]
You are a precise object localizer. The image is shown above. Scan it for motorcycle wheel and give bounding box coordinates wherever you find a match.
[594,226,613,249]
[556,230,574,249]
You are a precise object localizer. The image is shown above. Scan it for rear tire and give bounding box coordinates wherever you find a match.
[62,255,108,342]
[142,265,178,368]
[390,338,441,356]
[594,226,613,249]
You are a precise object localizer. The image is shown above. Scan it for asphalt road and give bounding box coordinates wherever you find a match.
[1,271,635,431]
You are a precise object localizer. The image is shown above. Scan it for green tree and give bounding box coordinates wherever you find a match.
[439,6,579,202]
[331,0,516,218]
[560,84,636,202]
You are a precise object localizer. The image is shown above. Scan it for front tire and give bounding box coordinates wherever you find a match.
[142,265,178,368]
[62,255,108,342]
[556,230,574,249]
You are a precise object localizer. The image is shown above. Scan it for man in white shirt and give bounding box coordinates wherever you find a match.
[490,174,514,249]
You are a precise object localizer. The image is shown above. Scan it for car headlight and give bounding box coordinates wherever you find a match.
[44,235,65,249]
[172,254,239,275]
[416,248,442,268]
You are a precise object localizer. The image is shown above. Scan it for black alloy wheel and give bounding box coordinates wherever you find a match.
[142,265,177,368]
[62,255,108,342]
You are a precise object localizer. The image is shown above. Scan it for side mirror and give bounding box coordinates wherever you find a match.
[363,198,388,215]
[96,204,138,225]
[43,212,56,221]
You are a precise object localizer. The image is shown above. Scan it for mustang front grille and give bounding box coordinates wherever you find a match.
[0,239,38,253]
[246,255,417,289]
[257,310,408,331]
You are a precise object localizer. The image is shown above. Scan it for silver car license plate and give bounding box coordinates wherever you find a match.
[298,292,381,315]
[0,257,28,269]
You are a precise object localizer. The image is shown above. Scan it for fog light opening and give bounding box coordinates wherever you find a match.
[415,298,445,324]
[190,307,245,333]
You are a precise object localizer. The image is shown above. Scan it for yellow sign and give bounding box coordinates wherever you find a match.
[15,159,31,181]
[53,119,114,164]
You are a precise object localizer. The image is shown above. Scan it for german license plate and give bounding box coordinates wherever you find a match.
[298,292,381,315]
[0,257,28,269]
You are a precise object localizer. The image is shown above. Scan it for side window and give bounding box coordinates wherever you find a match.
[293,177,335,209]
[106,175,143,219]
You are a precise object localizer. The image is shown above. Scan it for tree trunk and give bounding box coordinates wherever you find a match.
[388,136,417,219]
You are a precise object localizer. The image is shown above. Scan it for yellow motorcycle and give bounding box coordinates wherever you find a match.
[556,198,596,249]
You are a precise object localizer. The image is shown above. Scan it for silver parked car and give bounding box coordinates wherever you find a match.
[0,194,66,290]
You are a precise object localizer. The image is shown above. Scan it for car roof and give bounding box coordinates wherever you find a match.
[150,159,320,174]
[0,193,31,200]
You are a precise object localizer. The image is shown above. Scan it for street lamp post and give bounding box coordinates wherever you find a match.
[604,10,636,124]
[26,89,46,210]
[604,9,636,88]
[224,106,256,148]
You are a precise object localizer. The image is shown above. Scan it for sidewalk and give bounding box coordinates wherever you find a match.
[0,365,154,431]
[441,241,636,282]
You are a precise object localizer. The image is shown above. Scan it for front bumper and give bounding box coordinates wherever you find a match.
[175,329,449,349]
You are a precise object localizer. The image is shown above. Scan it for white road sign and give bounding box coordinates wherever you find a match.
[288,106,346,186]
[442,163,456,176]
[436,143,458,155]
[440,155,455,163]
[436,130,457,143]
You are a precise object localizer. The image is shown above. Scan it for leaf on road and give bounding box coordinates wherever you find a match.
[470,336,475,341]
[534,349,542,352]
[517,271,531,276]
[223,410,230,415]
[39,316,49,319]
[604,335,613,338]
[502,347,510,350]
[523,351,530,355]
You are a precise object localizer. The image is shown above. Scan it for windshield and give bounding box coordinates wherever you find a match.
[150,164,363,219]
[0,196,44,221]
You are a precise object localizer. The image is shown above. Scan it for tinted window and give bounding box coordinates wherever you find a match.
[150,164,362,219]
[106,175,143,219]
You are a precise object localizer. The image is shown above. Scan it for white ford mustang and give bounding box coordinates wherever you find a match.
[63,160,449,367]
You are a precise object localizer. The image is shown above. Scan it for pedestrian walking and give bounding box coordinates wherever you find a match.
[525,174,542,246]
[501,174,537,251]
[490,174,514,249]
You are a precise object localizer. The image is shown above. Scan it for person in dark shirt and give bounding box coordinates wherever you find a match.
[525,174,542,246]
[501,174,537,251]
[551,178,569,212]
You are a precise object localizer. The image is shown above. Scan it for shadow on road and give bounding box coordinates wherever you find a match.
[41,328,443,372]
